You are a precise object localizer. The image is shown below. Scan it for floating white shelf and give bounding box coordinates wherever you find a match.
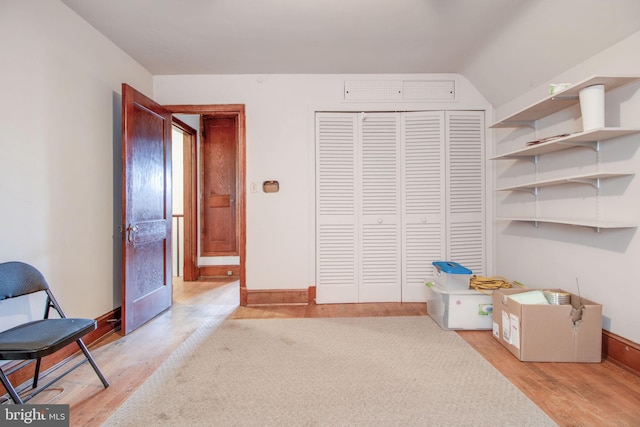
[493,76,640,232]
[496,172,634,192]
[490,76,640,128]
[491,128,640,160]
[497,217,637,232]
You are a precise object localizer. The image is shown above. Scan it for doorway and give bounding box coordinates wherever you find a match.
[167,104,247,305]
[171,117,198,281]
[200,114,239,257]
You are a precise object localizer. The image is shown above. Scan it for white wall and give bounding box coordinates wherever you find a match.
[0,0,153,321]
[154,74,492,291]
[494,30,640,343]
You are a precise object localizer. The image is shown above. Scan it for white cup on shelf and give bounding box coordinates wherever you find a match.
[579,84,605,131]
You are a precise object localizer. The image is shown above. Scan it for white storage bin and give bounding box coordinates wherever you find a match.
[426,283,493,330]
[432,261,472,290]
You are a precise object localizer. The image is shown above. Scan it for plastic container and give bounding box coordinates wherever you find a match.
[426,282,493,330]
[549,83,571,95]
[432,261,472,290]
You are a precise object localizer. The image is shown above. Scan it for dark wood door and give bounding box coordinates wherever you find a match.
[201,115,238,255]
[121,83,173,335]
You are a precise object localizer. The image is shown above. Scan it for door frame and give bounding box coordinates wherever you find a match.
[165,104,247,305]
[171,116,198,281]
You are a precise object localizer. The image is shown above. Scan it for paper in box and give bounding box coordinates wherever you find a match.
[491,288,602,362]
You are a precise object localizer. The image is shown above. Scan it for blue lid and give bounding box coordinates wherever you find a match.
[432,261,472,275]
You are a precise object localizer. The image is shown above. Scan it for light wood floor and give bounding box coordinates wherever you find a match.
[24,278,640,426]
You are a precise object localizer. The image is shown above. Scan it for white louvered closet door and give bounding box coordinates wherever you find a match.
[316,110,486,304]
[445,111,485,275]
[401,112,446,302]
[316,113,359,303]
[359,113,402,302]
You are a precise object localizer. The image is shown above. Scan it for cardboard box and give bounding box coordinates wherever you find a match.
[492,288,602,362]
[427,283,493,330]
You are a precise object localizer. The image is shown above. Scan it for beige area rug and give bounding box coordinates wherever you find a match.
[104,317,557,426]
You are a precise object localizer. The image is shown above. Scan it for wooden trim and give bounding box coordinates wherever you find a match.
[165,104,246,304]
[171,116,192,133]
[308,286,316,305]
[240,286,247,306]
[94,307,121,339]
[165,104,246,114]
[5,308,120,392]
[199,265,240,278]
[246,288,313,305]
[199,114,240,257]
[172,117,199,281]
[602,330,640,375]
[237,107,247,306]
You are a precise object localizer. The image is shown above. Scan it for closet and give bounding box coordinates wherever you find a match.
[316,110,485,303]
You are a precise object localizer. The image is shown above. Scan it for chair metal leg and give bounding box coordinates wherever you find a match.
[0,368,24,404]
[76,339,109,388]
[33,357,42,389]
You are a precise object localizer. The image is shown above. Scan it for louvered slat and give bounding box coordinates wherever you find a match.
[317,115,356,216]
[403,113,444,215]
[360,114,401,302]
[361,115,399,216]
[316,113,359,303]
[318,224,356,285]
[404,222,444,290]
[361,224,399,286]
[447,113,484,214]
[401,111,446,301]
[449,222,484,275]
[446,111,485,276]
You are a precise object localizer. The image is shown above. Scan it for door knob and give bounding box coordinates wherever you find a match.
[126,224,139,243]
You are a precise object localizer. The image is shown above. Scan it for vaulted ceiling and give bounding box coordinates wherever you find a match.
[61,0,640,107]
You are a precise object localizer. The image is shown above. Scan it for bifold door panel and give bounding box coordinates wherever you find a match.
[316,111,484,304]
